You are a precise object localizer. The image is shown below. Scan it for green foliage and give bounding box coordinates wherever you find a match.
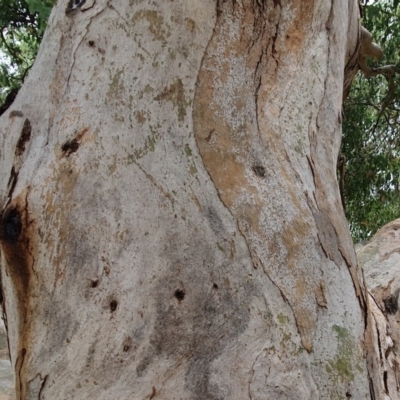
[342,0,400,242]
[0,0,54,103]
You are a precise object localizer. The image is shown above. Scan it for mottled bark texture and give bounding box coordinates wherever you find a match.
[0,0,375,399]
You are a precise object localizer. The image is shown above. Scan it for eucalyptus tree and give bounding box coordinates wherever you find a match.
[0,0,397,399]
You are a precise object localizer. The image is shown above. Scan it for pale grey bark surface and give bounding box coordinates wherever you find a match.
[0,0,376,399]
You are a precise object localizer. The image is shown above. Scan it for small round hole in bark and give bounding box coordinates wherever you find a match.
[61,139,79,156]
[213,283,218,290]
[109,299,118,312]
[88,40,95,47]
[384,292,399,315]
[252,165,266,177]
[174,289,185,301]
[90,279,98,288]
[123,337,132,352]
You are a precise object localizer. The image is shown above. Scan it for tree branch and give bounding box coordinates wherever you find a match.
[358,26,400,116]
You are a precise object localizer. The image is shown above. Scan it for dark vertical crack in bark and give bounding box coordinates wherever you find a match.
[369,377,376,400]
[38,374,48,399]
[253,52,264,136]
[0,293,10,370]
[15,348,26,400]
[64,5,108,96]
[3,118,31,209]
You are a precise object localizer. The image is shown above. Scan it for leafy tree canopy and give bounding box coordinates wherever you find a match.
[342,0,400,242]
[0,0,54,104]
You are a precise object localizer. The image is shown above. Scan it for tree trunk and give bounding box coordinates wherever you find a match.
[0,0,377,398]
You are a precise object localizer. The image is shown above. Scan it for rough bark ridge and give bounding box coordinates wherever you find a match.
[0,0,371,398]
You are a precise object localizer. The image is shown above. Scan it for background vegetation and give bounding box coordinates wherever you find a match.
[0,0,53,105]
[1,0,399,242]
[342,0,400,241]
